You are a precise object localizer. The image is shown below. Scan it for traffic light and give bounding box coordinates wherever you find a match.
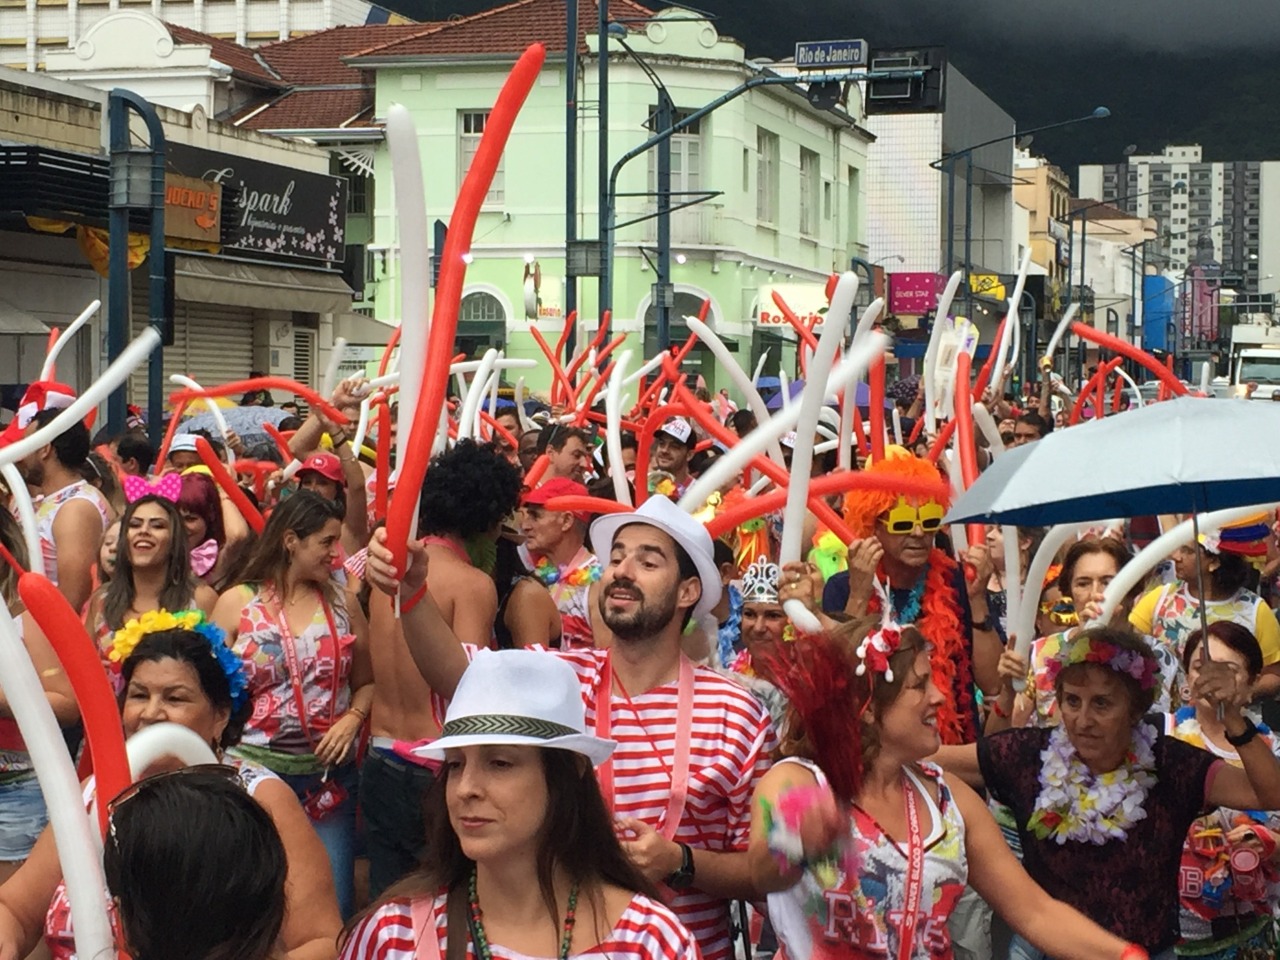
[864,46,947,116]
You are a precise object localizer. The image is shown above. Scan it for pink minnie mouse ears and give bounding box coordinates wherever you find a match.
[123,473,182,505]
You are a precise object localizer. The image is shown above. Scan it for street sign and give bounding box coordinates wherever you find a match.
[794,40,868,70]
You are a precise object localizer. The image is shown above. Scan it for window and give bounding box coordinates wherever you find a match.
[647,107,701,220]
[742,148,750,192]
[347,174,369,215]
[460,292,505,323]
[756,129,779,224]
[799,148,820,236]
[459,112,504,206]
[823,181,833,221]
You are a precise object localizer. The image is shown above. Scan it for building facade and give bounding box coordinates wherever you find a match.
[1013,150,1071,293]
[350,0,874,393]
[0,0,403,71]
[1079,144,1274,295]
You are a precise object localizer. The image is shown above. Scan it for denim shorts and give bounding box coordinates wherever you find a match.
[0,775,48,861]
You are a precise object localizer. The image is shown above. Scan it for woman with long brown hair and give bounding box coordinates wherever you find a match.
[340,649,697,960]
[212,490,372,919]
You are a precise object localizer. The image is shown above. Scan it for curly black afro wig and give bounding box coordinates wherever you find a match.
[416,439,522,539]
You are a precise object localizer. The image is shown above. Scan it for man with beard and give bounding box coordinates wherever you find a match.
[364,495,775,960]
[1,382,111,611]
[650,417,695,497]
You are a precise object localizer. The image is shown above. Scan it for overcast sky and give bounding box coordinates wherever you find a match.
[869,0,1280,50]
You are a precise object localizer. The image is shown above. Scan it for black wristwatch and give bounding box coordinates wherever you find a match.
[1227,717,1260,748]
[666,843,696,890]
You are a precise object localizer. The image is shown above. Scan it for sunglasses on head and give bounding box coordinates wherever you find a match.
[878,499,945,536]
[106,764,241,843]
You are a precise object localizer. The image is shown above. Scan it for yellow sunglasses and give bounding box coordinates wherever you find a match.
[879,498,946,536]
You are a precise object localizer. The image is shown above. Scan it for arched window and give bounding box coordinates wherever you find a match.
[460,292,505,323]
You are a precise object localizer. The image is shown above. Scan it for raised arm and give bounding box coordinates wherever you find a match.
[364,527,469,700]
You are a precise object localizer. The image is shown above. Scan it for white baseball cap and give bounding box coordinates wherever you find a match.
[655,417,693,446]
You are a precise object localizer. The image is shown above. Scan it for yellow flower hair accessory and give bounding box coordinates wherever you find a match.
[107,609,203,665]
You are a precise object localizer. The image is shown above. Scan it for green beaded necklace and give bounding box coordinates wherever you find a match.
[466,868,580,960]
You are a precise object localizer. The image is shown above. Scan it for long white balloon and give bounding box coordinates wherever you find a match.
[752,349,771,388]
[39,300,100,382]
[1042,303,1082,369]
[971,405,1004,460]
[513,377,535,433]
[386,106,431,492]
[0,611,113,960]
[169,375,234,467]
[457,349,499,443]
[320,337,348,398]
[677,333,889,513]
[1,463,43,578]
[1008,520,1100,688]
[605,350,634,506]
[124,721,219,777]
[1116,366,1145,408]
[685,317,784,467]
[622,351,666,388]
[924,272,963,434]
[1001,523,1023,670]
[838,384,855,471]
[0,329,160,468]
[778,368,791,410]
[1096,503,1280,626]
[990,249,1032,397]
[352,395,375,454]
[781,272,857,566]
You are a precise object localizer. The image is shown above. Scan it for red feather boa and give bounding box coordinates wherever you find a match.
[868,548,977,745]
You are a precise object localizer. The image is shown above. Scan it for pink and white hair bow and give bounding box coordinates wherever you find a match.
[189,538,219,577]
[123,472,182,505]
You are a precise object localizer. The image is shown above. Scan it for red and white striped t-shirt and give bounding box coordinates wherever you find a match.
[556,649,774,960]
[339,892,700,960]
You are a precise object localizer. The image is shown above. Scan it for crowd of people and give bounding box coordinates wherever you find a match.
[1,352,1279,960]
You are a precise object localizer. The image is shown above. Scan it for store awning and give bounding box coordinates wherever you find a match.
[334,311,395,344]
[174,256,353,315]
[0,299,52,335]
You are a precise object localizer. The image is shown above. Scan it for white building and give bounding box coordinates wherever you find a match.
[1080,144,1278,298]
[0,0,407,72]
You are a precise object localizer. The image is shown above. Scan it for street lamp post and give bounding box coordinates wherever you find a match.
[932,107,1110,320]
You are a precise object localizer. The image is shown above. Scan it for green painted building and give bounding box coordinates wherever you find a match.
[349,0,873,399]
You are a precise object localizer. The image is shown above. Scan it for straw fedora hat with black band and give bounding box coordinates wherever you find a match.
[413,649,615,767]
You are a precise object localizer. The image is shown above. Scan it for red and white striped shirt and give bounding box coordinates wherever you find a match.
[438,646,774,960]
[339,892,700,960]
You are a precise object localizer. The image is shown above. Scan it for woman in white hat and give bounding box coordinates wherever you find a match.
[340,649,698,960]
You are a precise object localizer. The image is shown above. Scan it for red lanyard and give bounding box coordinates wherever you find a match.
[595,652,694,841]
[897,772,926,960]
[273,590,341,750]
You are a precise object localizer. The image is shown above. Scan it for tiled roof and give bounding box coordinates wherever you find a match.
[166,24,284,86]
[348,0,659,60]
[233,88,371,130]
[257,24,434,84]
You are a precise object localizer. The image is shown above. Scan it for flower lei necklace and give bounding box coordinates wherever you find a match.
[532,554,602,589]
[1028,722,1158,845]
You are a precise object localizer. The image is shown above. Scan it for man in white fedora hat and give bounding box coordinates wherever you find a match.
[366,494,775,960]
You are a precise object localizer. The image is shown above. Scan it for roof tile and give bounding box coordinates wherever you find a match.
[233,88,371,130]
[257,24,436,84]
[349,0,658,59]
[166,23,284,86]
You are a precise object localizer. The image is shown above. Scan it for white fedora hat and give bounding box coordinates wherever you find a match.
[589,494,722,620]
[413,650,615,766]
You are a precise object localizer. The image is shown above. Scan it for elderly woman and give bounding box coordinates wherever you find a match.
[938,624,1280,960]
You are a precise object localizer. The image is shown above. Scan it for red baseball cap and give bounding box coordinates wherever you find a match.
[0,381,77,448]
[297,452,344,485]
[523,477,590,522]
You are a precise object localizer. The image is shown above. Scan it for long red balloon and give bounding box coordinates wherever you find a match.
[377,325,402,378]
[925,418,958,463]
[972,316,1007,402]
[195,437,265,534]
[153,396,189,474]
[544,495,631,517]
[706,472,950,540]
[387,44,547,576]
[952,353,983,548]
[553,310,577,368]
[262,422,295,463]
[530,325,578,407]
[868,356,887,463]
[1071,323,1188,399]
[19,574,130,836]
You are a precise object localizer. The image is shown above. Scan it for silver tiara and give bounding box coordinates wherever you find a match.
[741,557,781,604]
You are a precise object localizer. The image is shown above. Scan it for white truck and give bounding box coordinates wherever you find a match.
[1230,318,1280,398]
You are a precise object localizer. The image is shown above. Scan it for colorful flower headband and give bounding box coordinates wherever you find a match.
[107,609,248,710]
[1043,634,1158,692]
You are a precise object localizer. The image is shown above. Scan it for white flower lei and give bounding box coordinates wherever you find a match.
[1027,722,1158,845]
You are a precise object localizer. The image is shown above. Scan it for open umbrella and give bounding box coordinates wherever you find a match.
[178,406,292,442]
[946,395,1280,527]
